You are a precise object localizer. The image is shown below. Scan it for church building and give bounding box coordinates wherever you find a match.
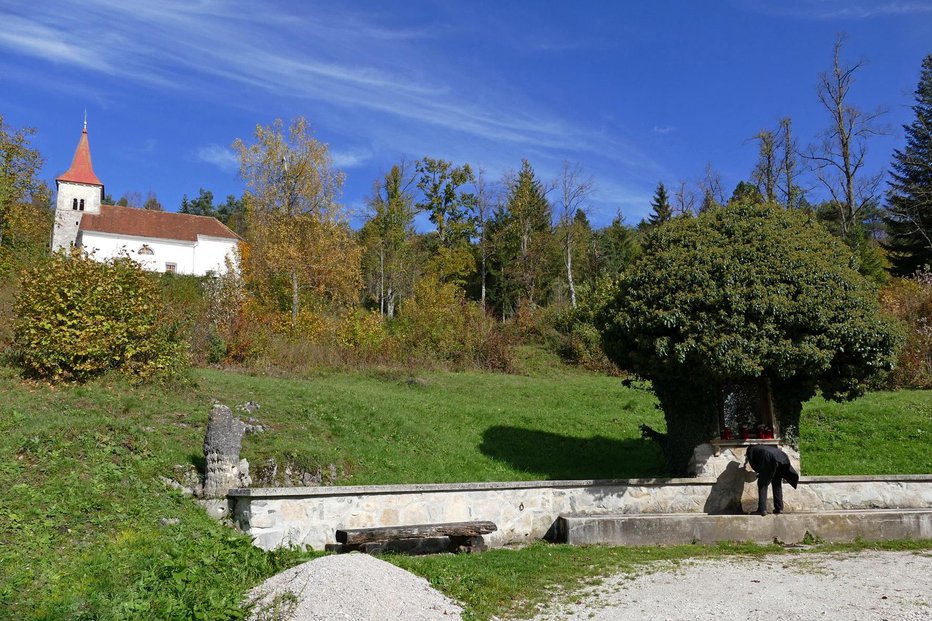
[52,122,240,275]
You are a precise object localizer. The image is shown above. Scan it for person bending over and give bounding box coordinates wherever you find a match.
[744,444,799,515]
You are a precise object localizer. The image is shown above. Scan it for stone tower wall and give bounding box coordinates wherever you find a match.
[52,181,102,251]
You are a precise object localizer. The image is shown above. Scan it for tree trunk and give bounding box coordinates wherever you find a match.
[780,118,797,209]
[566,227,577,308]
[480,237,487,309]
[652,374,720,475]
[379,242,385,317]
[291,268,299,328]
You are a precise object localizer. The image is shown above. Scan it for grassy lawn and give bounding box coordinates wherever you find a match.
[0,358,929,619]
[801,390,932,474]
[203,365,667,484]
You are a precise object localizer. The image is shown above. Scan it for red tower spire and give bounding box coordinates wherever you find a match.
[57,120,102,187]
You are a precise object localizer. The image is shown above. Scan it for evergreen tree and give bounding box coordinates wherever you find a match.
[884,54,932,275]
[729,181,763,205]
[593,213,639,282]
[647,182,672,226]
[216,194,247,234]
[180,188,215,216]
[180,189,245,233]
[491,160,555,312]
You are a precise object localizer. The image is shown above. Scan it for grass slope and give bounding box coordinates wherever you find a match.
[0,357,929,620]
[203,366,666,484]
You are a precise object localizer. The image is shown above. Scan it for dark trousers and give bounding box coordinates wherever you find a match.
[756,462,789,513]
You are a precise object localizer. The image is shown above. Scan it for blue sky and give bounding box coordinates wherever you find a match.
[1,0,930,228]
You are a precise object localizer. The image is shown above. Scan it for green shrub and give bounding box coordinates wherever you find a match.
[880,269,932,388]
[13,252,190,382]
[396,276,513,370]
[337,308,389,350]
[551,279,619,373]
[0,278,15,353]
[200,263,270,365]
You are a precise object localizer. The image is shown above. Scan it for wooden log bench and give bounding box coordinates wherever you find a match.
[334,520,497,555]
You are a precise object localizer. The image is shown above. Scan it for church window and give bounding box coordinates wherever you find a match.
[79,199,85,211]
[138,245,154,256]
[165,262,177,273]
[72,198,78,210]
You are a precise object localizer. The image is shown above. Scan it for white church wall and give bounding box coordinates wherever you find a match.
[79,231,238,276]
[193,236,239,275]
[80,231,197,274]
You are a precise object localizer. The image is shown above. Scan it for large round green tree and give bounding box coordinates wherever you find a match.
[597,201,898,473]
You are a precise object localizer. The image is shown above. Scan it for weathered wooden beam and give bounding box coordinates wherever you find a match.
[336,520,497,545]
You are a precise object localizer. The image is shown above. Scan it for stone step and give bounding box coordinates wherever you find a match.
[557,509,932,546]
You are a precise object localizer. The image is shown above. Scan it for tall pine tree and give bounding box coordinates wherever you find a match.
[491,160,555,312]
[647,181,672,226]
[884,54,932,275]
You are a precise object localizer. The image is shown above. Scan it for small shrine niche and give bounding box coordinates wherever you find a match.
[717,378,777,442]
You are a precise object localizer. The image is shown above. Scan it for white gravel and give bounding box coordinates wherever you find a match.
[245,553,463,621]
[522,550,932,621]
[245,550,930,621]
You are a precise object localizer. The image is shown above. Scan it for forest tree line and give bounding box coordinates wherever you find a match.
[0,42,929,386]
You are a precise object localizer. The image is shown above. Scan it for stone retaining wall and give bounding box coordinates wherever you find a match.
[229,475,932,550]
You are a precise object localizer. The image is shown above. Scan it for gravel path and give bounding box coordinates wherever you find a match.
[522,550,932,621]
[244,550,930,620]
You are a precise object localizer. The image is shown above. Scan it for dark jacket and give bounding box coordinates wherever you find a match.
[746,445,800,488]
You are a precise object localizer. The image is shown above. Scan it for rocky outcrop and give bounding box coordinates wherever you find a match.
[203,404,251,499]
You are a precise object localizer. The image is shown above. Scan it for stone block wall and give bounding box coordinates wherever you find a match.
[228,475,932,551]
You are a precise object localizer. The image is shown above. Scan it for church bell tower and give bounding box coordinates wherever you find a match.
[52,117,104,251]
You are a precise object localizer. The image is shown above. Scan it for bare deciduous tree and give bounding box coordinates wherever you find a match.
[777,117,803,208]
[698,163,726,212]
[672,180,696,216]
[119,191,142,208]
[807,35,888,237]
[558,161,594,308]
[474,166,497,309]
[143,191,162,211]
[752,129,778,203]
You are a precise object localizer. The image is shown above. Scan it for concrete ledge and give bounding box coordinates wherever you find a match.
[227,478,712,499]
[558,509,932,546]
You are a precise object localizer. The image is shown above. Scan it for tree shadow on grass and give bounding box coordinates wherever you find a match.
[479,426,667,480]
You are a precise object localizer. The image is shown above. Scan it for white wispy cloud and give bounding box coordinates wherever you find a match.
[194,144,239,173]
[0,15,114,72]
[0,0,656,169]
[653,125,676,135]
[331,147,374,169]
[737,0,932,19]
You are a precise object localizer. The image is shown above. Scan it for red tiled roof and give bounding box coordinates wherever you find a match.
[57,128,103,186]
[80,205,241,242]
